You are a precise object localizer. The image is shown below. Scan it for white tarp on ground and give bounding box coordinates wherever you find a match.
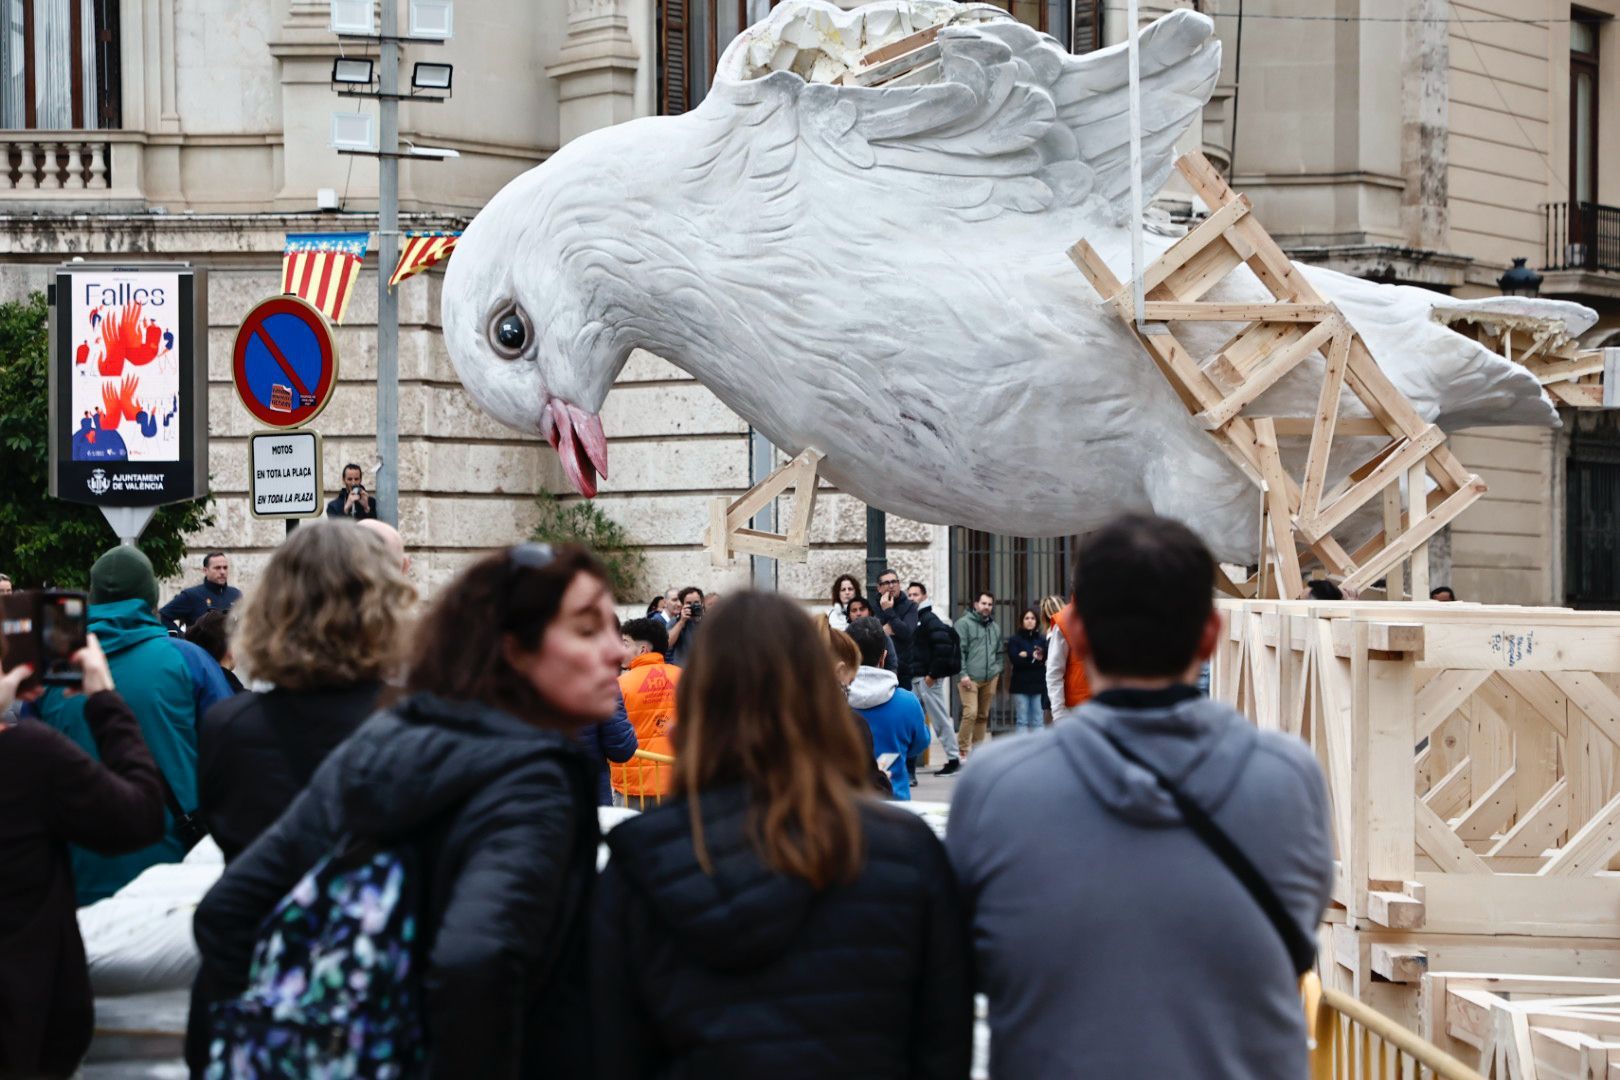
[79,838,224,996]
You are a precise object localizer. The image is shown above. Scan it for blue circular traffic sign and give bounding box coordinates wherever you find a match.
[231,295,338,428]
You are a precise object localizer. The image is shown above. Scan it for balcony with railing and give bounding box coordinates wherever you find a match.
[1544,201,1620,273]
[0,131,146,205]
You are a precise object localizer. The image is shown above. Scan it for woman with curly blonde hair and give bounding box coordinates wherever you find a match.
[195,520,416,862]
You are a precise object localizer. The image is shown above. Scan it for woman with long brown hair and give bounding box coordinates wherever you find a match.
[192,544,625,1078]
[592,591,971,1078]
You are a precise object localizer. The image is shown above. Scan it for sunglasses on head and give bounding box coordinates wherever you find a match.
[504,542,556,591]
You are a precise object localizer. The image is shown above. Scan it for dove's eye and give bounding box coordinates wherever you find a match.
[487,304,531,359]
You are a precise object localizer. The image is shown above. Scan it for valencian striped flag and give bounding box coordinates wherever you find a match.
[388,231,461,289]
[281,232,369,325]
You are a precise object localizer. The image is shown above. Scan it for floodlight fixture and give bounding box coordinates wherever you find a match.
[403,142,461,160]
[409,0,454,39]
[332,57,375,85]
[330,0,375,35]
[411,62,453,92]
[331,111,378,153]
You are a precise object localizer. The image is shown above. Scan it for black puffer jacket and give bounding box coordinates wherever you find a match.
[189,692,600,1079]
[908,603,960,681]
[592,784,972,1079]
[196,681,383,862]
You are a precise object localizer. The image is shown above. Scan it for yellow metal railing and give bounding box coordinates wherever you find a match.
[616,748,675,811]
[1304,973,1483,1080]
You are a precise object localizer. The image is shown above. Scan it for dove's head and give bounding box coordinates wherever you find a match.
[442,153,638,499]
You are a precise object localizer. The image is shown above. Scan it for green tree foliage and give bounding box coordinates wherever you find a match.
[0,292,213,588]
[529,491,646,602]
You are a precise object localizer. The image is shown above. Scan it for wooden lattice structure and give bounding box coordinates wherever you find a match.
[1214,599,1620,1032]
[1069,152,1487,602]
[1427,974,1620,1078]
[705,448,824,565]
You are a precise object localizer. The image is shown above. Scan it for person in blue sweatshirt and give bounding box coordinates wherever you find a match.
[38,545,232,904]
[844,617,931,800]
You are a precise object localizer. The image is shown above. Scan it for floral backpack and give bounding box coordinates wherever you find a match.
[206,839,427,1079]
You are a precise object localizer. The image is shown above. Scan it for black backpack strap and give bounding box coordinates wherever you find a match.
[156,768,208,852]
[1092,726,1317,976]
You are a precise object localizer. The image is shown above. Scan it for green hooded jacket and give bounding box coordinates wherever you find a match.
[39,598,200,905]
[954,610,1006,684]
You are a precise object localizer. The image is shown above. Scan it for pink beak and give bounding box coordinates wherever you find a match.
[542,398,609,498]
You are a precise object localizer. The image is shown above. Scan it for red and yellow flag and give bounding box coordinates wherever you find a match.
[388,231,461,289]
[281,232,368,325]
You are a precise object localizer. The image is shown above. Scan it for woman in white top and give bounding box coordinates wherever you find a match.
[825,574,863,631]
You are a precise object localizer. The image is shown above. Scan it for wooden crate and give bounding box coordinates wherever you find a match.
[1425,973,1620,1077]
[1215,600,1620,1027]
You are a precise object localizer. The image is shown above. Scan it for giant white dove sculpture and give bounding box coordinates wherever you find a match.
[441,2,1595,562]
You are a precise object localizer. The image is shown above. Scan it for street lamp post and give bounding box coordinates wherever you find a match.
[376,0,400,527]
[330,1,456,530]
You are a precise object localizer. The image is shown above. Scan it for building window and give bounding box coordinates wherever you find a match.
[658,0,1080,115]
[0,0,120,130]
[1072,0,1102,53]
[1570,9,1601,209]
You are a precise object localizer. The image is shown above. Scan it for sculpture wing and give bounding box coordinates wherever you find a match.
[709,6,1220,222]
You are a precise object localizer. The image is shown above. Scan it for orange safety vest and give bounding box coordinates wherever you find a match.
[611,652,680,798]
[1053,604,1092,709]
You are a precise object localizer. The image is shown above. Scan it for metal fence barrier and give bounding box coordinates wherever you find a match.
[1303,973,1483,1080]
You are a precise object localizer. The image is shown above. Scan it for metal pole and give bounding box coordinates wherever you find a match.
[865,507,887,598]
[747,428,778,591]
[1126,0,1146,330]
[376,0,400,527]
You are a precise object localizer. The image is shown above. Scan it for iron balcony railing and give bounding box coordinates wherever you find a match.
[1544,201,1620,272]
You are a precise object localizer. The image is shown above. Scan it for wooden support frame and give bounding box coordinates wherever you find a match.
[1069,152,1486,600]
[705,448,825,566]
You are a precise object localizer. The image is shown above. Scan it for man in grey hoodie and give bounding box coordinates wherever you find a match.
[946,513,1333,1078]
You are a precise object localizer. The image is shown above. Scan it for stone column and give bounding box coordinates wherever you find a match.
[547,0,642,145]
[1400,0,1449,251]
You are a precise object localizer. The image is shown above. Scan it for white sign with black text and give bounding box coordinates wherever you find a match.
[249,429,323,518]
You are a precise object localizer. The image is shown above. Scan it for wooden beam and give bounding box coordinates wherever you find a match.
[1487,778,1570,859]
[1136,197,1251,295]
[1540,789,1620,877]
[1269,416,1388,437]
[1451,766,1517,841]
[1141,302,1336,322]
[1423,757,1474,821]
[1414,798,1491,874]
[1255,418,1305,601]
[1299,328,1353,523]
[1194,318,1342,431]
[1340,478,1486,594]
[1298,426,1445,543]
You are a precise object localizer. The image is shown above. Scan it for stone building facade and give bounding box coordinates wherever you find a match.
[1,0,1617,621]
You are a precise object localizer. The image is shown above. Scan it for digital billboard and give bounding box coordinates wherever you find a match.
[49,265,209,507]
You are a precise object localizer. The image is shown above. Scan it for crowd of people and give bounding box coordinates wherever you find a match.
[0,512,1335,1079]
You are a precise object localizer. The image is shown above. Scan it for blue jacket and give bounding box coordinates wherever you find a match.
[577,690,638,805]
[846,667,931,800]
[158,580,242,632]
[39,598,232,904]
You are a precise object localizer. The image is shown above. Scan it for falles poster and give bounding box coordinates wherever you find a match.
[69,271,182,463]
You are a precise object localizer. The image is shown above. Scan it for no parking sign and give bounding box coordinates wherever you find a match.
[231,296,338,427]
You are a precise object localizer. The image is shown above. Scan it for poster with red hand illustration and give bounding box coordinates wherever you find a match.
[50,265,208,510]
[68,270,181,463]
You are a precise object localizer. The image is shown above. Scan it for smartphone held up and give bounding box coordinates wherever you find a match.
[1,590,89,690]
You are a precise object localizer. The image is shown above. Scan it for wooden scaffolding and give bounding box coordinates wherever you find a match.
[1069,152,1487,602]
